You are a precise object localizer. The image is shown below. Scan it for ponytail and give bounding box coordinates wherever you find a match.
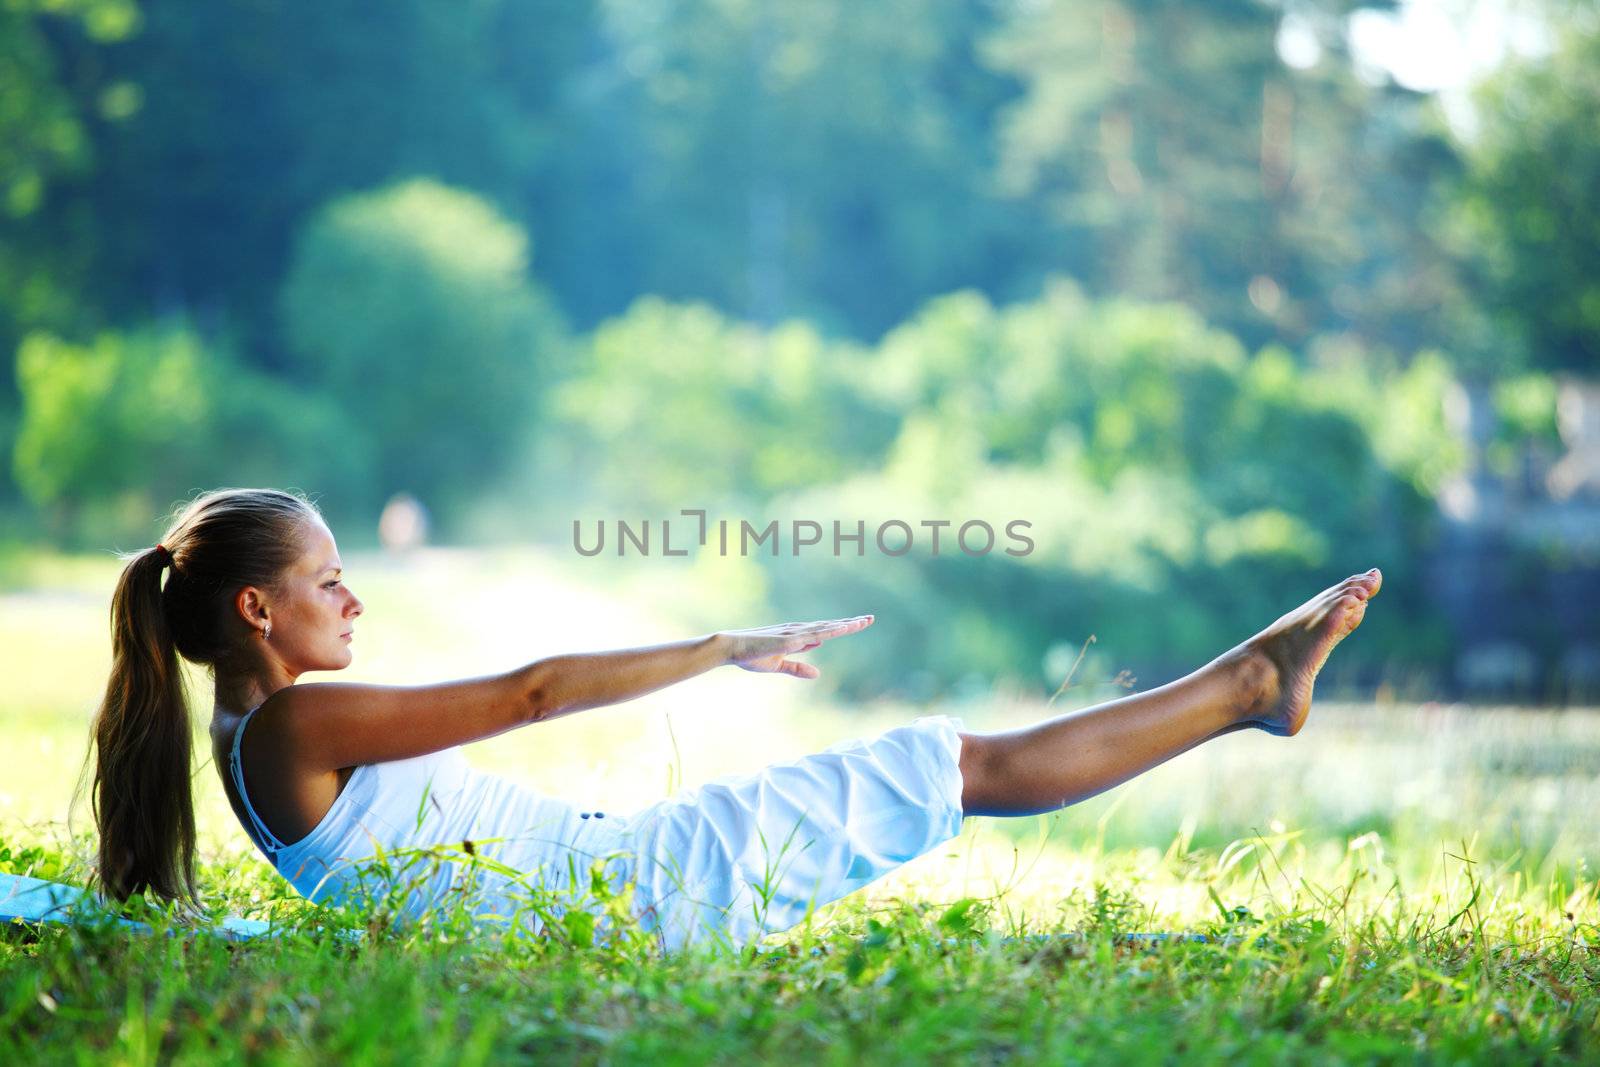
[90,545,196,904]
[84,487,321,906]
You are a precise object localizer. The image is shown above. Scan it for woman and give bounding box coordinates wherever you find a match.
[90,488,1381,953]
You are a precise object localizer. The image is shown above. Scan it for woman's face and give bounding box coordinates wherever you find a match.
[264,519,364,674]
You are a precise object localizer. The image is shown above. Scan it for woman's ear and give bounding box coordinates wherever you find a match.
[233,586,270,630]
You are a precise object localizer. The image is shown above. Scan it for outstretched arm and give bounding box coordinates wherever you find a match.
[267,615,875,770]
[529,613,876,722]
[526,633,729,724]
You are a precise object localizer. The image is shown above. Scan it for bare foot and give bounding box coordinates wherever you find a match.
[1223,569,1383,736]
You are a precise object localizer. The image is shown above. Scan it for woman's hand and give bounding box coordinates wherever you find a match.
[720,615,875,679]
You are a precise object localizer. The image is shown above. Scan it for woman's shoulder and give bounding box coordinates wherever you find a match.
[208,703,252,760]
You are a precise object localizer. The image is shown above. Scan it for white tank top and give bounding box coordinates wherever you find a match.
[227,707,611,924]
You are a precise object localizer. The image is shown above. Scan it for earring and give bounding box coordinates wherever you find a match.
[262,622,272,640]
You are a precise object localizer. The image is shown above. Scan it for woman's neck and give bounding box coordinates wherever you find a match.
[212,670,295,720]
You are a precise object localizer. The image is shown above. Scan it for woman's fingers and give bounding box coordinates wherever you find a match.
[758,614,873,637]
[778,659,821,680]
[727,615,872,672]
[802,614,872,628]
[804,615,873,635]
[787,617,871,650]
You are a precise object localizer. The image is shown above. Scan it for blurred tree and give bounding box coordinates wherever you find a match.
[982,0,1464,356]
[79,0,579,363]
[0,0,144,513]
[0,0,141,325]
[549,296,898,514]
[12,326,210,525]
[1451,21,1600,373]
[757,279,1455,696]
[868,281,1250,481]
[0,0,140,321]
[0,0,1579,699]
[279,178,566,524]
[592,0,1038,336]
[11,319,368,544]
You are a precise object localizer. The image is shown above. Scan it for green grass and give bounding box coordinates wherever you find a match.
[5,830,1597,1063]
[3,547,1598,1062]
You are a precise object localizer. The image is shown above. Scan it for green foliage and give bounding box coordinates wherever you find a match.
[1309,347,1468,501]
[279,178,566,520]
[0,0,140,220]
[12,325,208,509]
[10,320,370,543]
[69,1,573,343]
[1453,22,1600,372]
[870,281,1255,482]
[0,0,142,351]
[593,0,1028,336]
[550,297,897,514]
[545,279,1486,697]
[741,282,1454,696]
[982,0,1465,355]
[0,0,1486,361]
[1493,374,1560,443]
[0,0,1590,689]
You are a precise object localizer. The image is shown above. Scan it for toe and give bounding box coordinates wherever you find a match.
[1342,570,1383,599]
[1338,594,1368,634]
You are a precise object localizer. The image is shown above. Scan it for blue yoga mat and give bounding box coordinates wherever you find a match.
[0,871,275,940]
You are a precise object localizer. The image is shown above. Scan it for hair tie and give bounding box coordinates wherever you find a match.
[154,543,171,565]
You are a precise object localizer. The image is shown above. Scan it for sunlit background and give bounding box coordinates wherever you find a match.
[1,0,1597,886]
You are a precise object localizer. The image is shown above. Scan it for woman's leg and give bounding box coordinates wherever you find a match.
[957,569,1382,818]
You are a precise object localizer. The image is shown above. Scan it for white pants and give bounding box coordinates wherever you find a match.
[558,714,969,954]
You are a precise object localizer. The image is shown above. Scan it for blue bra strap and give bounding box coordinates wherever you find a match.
[229,707,287,856]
